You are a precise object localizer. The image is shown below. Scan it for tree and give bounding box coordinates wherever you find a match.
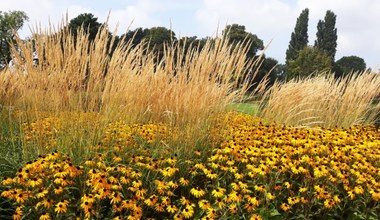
[252,57,280,89]
[68,13,102,42]
[222,24,264,58]
[287,46,333,80]
[314,10,337,62]
[0,10,29,64]
[285,8,309,68]
[143,26,176,58]
[120,27,146,47]
[335,56,366,77]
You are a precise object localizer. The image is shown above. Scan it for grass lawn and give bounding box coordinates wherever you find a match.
[226,102,261,115]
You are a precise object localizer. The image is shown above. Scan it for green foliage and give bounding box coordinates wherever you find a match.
[178,36,207,54]
[315,10,338,62]
[287,46,333,79]
[222,24,264,58]
[259,57,281,86]
[120,27,146,47]
[143,26,176,58]
[285,8,309,67]
[335,56,367,77]
[68,13,102,42]
[0,10,28,64]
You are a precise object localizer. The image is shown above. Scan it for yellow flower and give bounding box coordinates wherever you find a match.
[354,186,364,195]
[299,187,307,193]
[42,198,54,208]
[281,203,291,212]
[228,203,238,214]
[266,192,276,200]
[15,191,29,203]
[173,214,183,220]
[179,177,189,186]
[347,190,356,199]
[39,212,51,220]
[284,182,291,189]
[181,205,194,218]
[166,205,178,213]
[144,195,158,207]
[180,196,191,206]
[287,197,300,205]
[154,203,165,212]
[198,199,211,210]
[324,199,335,209]
[13,206,23,220]
[205,208,217,219]
[1,177,13,185]
[37,189,49,198]
[54,186,64,195]
[190,187,206,198]
[55,200,69,214]
[161,166,179,177]
[250,214,263,220]
[211,187,226,198]
[110,192,122,204]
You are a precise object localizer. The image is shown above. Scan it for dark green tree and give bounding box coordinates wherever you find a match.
[0,10,29,64]
[119,27,146,47]
[287,46,333,79]
[68,13,102,42]
[143,26,176,58]
[222,24,264,58]
[285,8,309,68]
[314,10,337,62]
[251,57,280,90]
[335,56,366,77]
[178,36,207,54]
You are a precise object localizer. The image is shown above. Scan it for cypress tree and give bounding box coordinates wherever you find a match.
[285,8,309,68]
[315,10,337,62]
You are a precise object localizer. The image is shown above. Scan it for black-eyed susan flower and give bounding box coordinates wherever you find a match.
[280,203,291,212]
[55,200,69,214]
[154,203,165,212]
[190,187,205,198]
[211,187,226,198]
[1,177,13,185]
[198,199,211,210]
[250,214,262,220]
[181,205,194,219]
[13,206,23,220]
[179,177,189,186]
[173,213,183,220]
[166,204,178,213]
[144,195,158,207]
[39,212,51,220]
[228,203,238,214]
[15,191,29,203]
[324,199,335,209]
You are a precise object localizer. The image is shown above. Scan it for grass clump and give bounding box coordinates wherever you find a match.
[259,72,380,128]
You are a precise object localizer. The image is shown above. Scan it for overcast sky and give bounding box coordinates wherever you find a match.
[2,0,380,69]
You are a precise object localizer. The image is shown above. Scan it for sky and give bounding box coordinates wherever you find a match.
[2,0,380,69]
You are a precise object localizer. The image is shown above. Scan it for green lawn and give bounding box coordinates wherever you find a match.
[226,102,260,115]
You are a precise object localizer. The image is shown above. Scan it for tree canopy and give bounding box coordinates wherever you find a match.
[287,46,333,80]
[222,24,264,58]
[0,10,29,64]
[68,13,102,41]
[285,8,309,68]
[335,56,366,77]
[315,10,338,62]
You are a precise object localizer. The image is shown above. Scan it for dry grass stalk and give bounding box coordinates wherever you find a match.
[0,22,261,154]
[260,71,380,128]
